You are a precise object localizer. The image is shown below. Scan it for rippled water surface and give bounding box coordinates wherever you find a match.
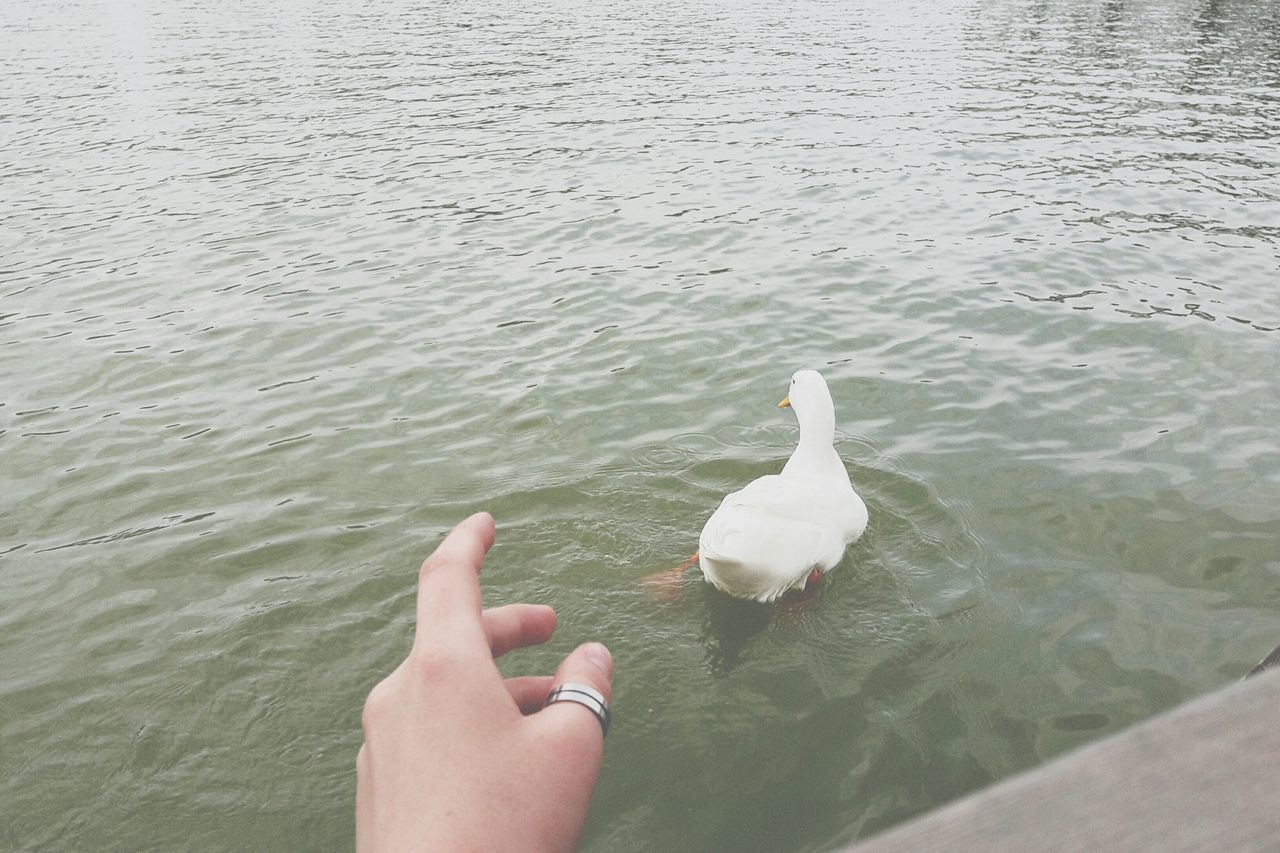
[4,0,1280,849]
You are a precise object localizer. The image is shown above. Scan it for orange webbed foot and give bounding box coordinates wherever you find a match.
[641,551,699,602]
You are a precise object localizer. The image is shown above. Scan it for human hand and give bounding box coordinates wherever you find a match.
[356,512,614,852]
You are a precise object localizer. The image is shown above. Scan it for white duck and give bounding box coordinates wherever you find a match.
[698,370,868,602]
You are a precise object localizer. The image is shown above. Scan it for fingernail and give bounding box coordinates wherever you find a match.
[583,642,613,676]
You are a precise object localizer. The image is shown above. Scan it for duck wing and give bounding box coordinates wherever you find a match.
[698,476,847,601]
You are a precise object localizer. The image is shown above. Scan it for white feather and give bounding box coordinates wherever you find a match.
[698,371,868,602]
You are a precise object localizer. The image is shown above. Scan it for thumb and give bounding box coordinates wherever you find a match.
[537,642,614,747]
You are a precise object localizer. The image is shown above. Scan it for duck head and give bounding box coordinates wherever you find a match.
[778,369,834,416]
[778,369,836,449]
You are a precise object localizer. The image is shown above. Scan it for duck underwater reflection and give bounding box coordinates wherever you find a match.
[701,581,829,673]
[703,588,776,673]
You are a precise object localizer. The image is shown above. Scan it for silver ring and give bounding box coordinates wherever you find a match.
[544,682,611,737]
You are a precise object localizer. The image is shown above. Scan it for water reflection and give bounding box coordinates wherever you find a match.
[702,589,776,672]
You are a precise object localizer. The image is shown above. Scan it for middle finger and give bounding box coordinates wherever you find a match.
[482,603,557,658]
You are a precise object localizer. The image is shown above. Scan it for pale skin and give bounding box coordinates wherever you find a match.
[356,512,614,852]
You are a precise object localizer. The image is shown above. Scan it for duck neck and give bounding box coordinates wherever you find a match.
[782,407,837,479]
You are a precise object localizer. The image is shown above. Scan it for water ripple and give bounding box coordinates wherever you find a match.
[4,0,1280,849]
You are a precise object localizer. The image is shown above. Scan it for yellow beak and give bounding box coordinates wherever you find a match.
[778,396,791,409]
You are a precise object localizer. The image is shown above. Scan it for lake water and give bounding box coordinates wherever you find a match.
[3,0,1279,849]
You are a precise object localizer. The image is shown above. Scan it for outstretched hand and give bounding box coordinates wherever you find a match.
[356,512,614,852]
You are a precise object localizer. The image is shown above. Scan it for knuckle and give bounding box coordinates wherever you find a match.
[419,552,447,579]
[361,678,395,735]
[409,645,464,683]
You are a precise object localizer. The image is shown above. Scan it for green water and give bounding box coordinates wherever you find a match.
[3,0,1279,849]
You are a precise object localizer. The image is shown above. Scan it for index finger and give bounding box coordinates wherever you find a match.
[414,512,496,650]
